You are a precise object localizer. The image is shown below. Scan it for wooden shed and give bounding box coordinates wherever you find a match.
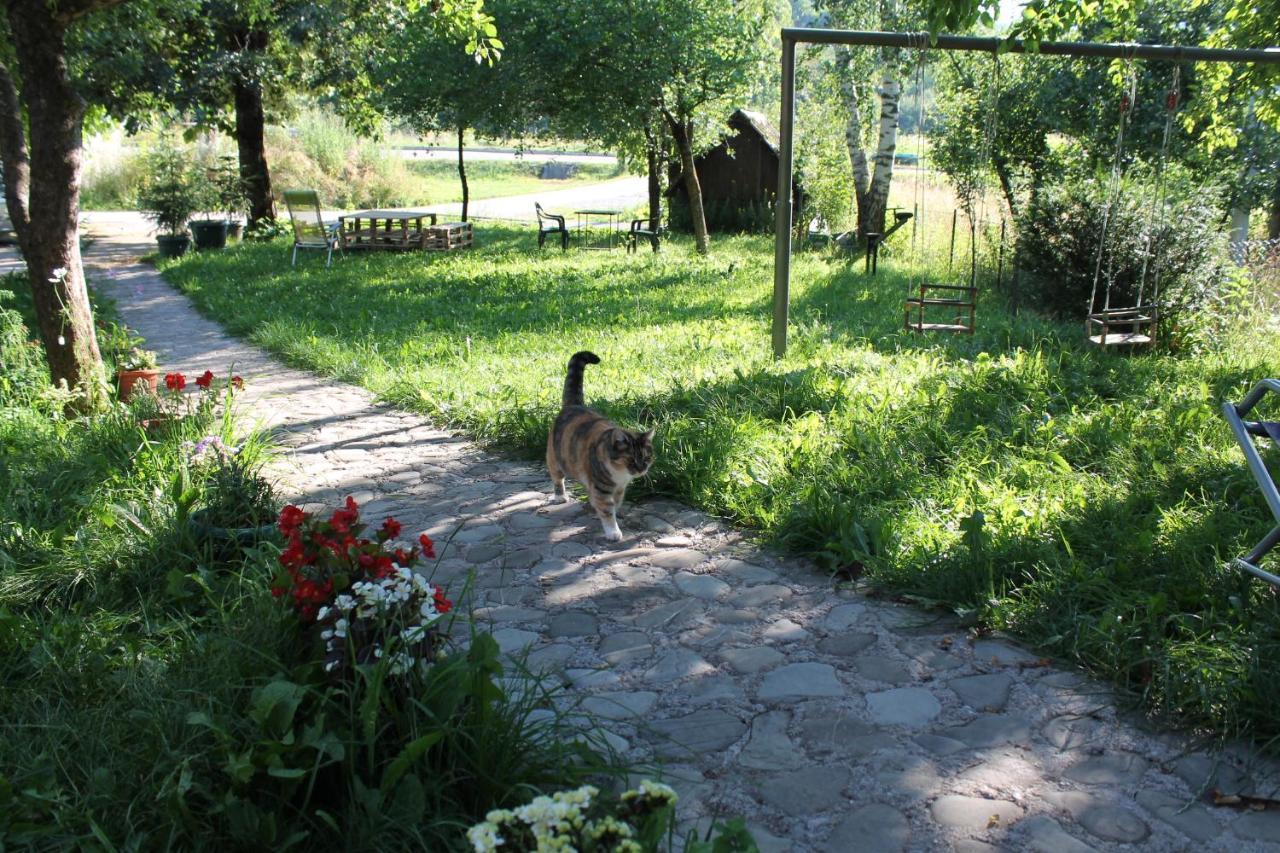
[668,108,804,233]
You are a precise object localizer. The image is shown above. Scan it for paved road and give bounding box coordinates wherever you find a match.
[6,225,1257,851]
[397,146,617,165]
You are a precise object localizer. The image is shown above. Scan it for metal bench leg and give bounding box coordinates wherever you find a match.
[292,244,298,267]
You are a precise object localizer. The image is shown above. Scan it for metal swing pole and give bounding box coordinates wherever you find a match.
[770,28,1280,359]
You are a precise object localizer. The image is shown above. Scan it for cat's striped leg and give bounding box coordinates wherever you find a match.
[590,490,623,541]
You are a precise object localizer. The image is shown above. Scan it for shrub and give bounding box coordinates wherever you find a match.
[1014,164,1236,344]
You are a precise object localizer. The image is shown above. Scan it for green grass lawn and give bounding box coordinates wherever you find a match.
[161,227,1280,740]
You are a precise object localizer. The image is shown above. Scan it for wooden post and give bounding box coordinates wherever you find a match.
[772,37,797,359]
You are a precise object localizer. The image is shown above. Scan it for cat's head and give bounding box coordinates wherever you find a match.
[609,428,655,476]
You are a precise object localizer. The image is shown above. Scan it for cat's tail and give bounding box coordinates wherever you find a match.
[562,351,601,407]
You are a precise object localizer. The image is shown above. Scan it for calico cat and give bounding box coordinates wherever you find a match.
[547,351,654,541]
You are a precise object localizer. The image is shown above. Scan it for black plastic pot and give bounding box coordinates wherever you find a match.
[187,508,279,549]
[156,234,191,259]
[191,219,229,250]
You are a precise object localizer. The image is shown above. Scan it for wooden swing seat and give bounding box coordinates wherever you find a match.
[1087,306,1157,348]
[905,282,977,334]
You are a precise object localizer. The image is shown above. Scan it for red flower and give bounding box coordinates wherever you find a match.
[195,370,215,389]
[231,375,244,390]
[433,588,453,614]
[380,517,402,539]
[164,372,186,391]
[278,504,307,536]
[418,534,436,559]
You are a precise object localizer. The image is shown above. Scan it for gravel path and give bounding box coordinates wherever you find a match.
[64,230,1280,852]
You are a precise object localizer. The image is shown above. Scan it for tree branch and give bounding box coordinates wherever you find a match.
[49,0,131,26]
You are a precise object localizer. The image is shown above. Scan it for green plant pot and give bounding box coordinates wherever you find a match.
[187,508,279,548]
[191,219,229,250]
[156,234,191,258]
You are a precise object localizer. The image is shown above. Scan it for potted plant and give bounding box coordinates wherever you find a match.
[187,442,279,550]
[214,156,249,242]
[115,345,160,402]
[137,141,200,258]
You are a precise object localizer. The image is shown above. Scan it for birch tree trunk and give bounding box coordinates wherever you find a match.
[864,78,901,238]
[837,49,871,236]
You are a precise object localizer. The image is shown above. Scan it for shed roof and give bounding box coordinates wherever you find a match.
[734,109,780,156]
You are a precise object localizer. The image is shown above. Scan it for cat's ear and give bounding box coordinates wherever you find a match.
[640,429,655,445]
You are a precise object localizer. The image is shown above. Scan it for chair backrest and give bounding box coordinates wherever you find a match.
[282,189,329,246]
[535,203,561,227]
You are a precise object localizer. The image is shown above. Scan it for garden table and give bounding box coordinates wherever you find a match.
[339,209,438,251]
[574,208,622,250]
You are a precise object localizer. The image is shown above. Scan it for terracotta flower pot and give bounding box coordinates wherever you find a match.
[117,368,160,402]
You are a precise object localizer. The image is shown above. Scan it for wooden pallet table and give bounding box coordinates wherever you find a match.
[339,209,438,251]
[424,221,474,252]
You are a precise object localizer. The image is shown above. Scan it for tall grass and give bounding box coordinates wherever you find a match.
[161,227,1280,741]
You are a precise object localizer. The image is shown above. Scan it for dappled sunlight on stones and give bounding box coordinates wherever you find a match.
[929,794,1025,830]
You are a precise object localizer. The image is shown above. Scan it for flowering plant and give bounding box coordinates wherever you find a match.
[272,497,451,677]
[153,369,243,419]
[467,781,681,853]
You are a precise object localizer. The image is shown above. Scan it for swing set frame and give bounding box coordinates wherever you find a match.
[770,28,1280,359]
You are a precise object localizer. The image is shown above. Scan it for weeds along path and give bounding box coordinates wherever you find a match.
[86,230,1280,853]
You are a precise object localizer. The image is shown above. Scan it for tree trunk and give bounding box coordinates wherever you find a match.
[1269,170,1280,240]
[457,124,469,222]
[233,41,274,225]
[865,78,901,238]
[993,152,1018,220]
[667,115,708,255]
[0,63,31,243]
[4,0,106,409]
[644,125,661,230]
[838,50,871,236]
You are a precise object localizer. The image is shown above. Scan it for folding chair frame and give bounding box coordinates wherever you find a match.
[1222,378,1280,587]
[283,189,342,268]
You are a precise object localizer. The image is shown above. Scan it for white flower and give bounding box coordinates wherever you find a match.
[48,267,67,283]
[334,594,356,612]
[333,618,348,639]
[316,606,331,622]
[466,821,503,852]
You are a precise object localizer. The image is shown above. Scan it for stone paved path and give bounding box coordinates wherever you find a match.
[65,231,1280,851]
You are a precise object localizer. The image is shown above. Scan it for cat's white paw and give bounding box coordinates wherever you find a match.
[602,524,624,542]
[562,493,575,505]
